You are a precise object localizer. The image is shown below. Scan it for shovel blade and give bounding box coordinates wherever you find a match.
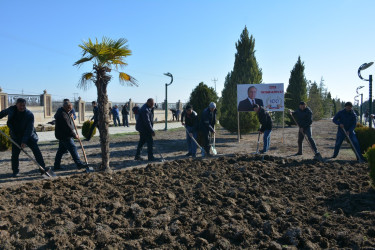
[44,168,57,178]
[85,166,95,173]
[211,146,217,155]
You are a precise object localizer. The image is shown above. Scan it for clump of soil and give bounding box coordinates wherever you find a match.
[0,154,374,249]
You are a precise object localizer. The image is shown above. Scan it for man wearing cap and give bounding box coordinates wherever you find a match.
[254,104,272,153]
[238,86,264,111]
[332,102,364,162]
[181,105,199,157]
[200,102,217,156]
[289,101,321,159]
[0,98,49,177]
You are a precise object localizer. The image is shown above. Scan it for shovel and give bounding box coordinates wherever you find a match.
[255,131,261,154]
[185,128,205,157]
[210,132,217,155]
[70,115,94,172]
[341,127,363,162]
[153,143,166,162]
[0,129,56,177]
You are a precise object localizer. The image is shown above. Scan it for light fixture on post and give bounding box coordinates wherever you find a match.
[356,86,365,124]
[163,72,173,130]
[358,62,374,127]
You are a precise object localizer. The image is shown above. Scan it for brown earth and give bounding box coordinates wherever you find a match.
[0,120,374,248]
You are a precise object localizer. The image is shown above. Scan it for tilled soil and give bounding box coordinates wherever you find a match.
[0,155,374,249]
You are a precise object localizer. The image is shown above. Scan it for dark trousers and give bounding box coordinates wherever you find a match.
[54,138,83,168]
[333,130,362,159]
[88,120,98,139]
[298,127,318,154]
[202,130,211,155]
[113,116,121,126]
[136,132,154,159]
[123,115,129,127]
[186,126,197,156]
[11,138,45,174]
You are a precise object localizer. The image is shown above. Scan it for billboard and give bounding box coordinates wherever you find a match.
[237,83,284,112]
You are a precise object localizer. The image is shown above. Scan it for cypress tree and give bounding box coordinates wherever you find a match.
[188,82,218,117]
[285,56,308,110]
[307,81,324,120]
[220,27,263,133]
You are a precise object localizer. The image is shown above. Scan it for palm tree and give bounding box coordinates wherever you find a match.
[74,37,137,171]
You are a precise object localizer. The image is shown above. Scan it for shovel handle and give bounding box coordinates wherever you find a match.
[70,115,88,165]
[341,127,361,160]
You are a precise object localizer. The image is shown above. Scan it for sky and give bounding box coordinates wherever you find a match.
[0,0,374,105]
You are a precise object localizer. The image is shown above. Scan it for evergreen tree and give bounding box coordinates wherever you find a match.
[188,82,218,118]
[285,56,308,110]
[220,27,263,133]
[307,81,324,120]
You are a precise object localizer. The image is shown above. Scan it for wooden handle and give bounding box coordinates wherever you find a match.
[71,114,88,164]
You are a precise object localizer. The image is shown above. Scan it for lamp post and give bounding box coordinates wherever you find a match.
[164,72,173,130]
[356,86,365,124]
[358,62,374,128]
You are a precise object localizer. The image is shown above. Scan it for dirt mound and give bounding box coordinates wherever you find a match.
[0,155,374,249]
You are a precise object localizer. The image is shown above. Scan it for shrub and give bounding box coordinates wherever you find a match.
[82,120,96,139]
[0,126,12,151]
[354,126,375,153]
[364,144,375,186]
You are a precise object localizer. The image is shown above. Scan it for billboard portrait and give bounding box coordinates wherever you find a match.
[237,83,284,112]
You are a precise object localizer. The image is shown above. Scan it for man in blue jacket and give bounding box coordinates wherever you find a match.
[290,102,321,159]
[332,102,364,162]
[135,98,157,161]
[181,105,199,157]
[112,105,121,127]
[200,102,217,157]
[0,98,48,177]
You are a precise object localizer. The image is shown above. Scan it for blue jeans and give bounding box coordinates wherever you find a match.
[113,115,121,126]
[263,130,272,152]
[333,130,362,159]
[186,126,197,156]
[136,132,154,159]
[54,138,83,168]
[11,138,45,174]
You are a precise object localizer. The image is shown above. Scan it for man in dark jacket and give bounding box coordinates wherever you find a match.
[290,101,321,158]
[122,103,129,127]
[86,101,98,141]
[135,98,157,161]
[0,98,48,177]
[181,105,199,157]
[200,102,217,157]
[54,101,85,170]
[332,102,364,162]
[254,104,272,153]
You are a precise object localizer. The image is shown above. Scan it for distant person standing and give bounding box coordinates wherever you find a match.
[170,109,177,121]
[181,105,199,157]
[122,103,129,127]
[132,104,140,121]
[176,109,181,122]
[135,98,158,161]
[0,98,49,177]
[86,101,98,141]
[253,104,272,153]
[200,102,217,157]
[289,101,321,159]
[332,102,364,162]
[112,105,121,126]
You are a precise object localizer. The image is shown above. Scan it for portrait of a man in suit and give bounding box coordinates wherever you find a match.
[238,86,264,111]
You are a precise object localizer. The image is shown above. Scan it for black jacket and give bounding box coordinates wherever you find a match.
[0,105,38,143]
[292,107,313,128]
[181,110,199,131]
[200,107,216,134]
[54,107,76,140]
[136,103,154,134]
[257,107,272,132]
[122,106,129,115]
[238,98,264,111]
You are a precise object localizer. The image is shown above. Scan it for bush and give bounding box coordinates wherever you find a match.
[0,126,12,151]
[82,120,96,139]
[364,145,375,186]
[354,126,375,153]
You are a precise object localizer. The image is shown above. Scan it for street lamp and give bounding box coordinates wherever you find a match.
[164,72,173,130]
[356,86,365,124]
[358,62,374,127]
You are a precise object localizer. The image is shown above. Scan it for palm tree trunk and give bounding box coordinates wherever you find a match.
[96,70,111,171]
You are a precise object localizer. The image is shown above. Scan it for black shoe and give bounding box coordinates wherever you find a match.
[185,152,192,157]
[331,155,337,159]
[12,172,19,178]
[54,165,64,170]
[77,164,86,170]
[134,155,145,161]
[148,157,160,162]
[259,150,267,154]
[294,152,303,156]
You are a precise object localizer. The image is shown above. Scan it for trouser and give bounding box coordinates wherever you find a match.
[202,130,211,155]
[298,127,318,154]
[263,130,272,152]
[11,138,45,174]
[333,130,362,159]
[88,120,98,139]
[135,132,154,159]
[113,116,121,126]
[123,115,129,127]
[186,126,197,156]
[54,138,83,168]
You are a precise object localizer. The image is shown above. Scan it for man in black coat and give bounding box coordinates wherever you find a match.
[135,98,158,161]
[181,105,199,157]
[254,104,272,153]
[122,103,129,127]
[289,101,321,158]
[200,102,217,156]
[0,98,48,177]
[54,101,85,170]
[238,86,264,111]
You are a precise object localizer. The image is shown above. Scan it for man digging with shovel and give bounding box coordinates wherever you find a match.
[289,101,322,160]
[253,104,272,154]
[0,98,53,177]
[181,104,199,157]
